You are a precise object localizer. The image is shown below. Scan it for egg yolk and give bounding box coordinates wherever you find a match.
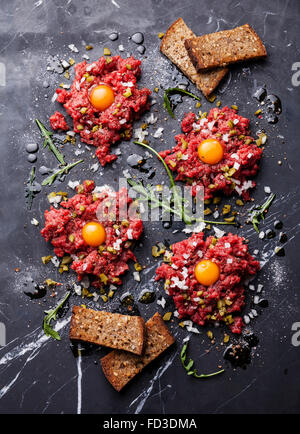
[89,84,115,111]
[197,138,224,165]
[82,222,106,247]
[195,260,220,286]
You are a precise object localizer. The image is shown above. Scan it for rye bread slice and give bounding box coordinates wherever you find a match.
[160,18,228,97]
[69,306,145,355]
[101,312,175,391]
[185,24,267,72]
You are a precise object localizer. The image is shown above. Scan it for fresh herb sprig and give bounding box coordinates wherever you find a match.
[25,166,37,209]
[163,88,201,118]
[128,179,233,226]
[248,193,276,232]
[36,119,66,165]
[133,141,233,226]
[128,178,183,218]
[181,341,224,379]
[134,140,188,222]
[43,291,71,340]
[42,159,83,186]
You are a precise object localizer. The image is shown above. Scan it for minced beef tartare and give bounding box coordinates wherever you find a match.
[50,111,69,131]
[52,55,151,166]
[41,180,143,288]
[155,232,260,334]
[159,106,262,201]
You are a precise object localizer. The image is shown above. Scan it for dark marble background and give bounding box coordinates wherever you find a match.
[0,0,299,414]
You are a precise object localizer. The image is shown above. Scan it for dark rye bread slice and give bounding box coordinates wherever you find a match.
[69,306,145,355]
[185,24,267,72]
[160,18,228,97]
[101,312,175,391]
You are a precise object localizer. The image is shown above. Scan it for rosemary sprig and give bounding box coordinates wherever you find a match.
[133,141,233,226]
[42,159,83,186]
[180,341,224,379]
[163,88,201,118]
[43,291,71,340]
[248,193,276,232]
[35,118,66,165]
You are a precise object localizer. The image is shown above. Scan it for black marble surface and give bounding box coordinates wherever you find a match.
[0,0,300,414]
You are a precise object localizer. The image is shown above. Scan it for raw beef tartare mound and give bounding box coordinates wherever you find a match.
[160,107,262,201]
[49,111,69,131]
[155,232,260,333]
[41,180,143,288]
[53,56,151,166]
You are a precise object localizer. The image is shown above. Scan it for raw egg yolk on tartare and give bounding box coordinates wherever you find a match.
[197,138,224,165]
[89,84,115,111]
[195,259,220,286]
[82,222,106,247]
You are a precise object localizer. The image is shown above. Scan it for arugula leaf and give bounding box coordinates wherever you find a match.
[42,159,83,186]
[35,119,66,165]
[134,140,188,221]
[25,166,36,210]
[134,140,176,188]
[248,193,276,232]
[163,88,201,118]
[43,291,71,340]
[180,341,224,379]
[128,179,233,226]
[128,179,183,218]
[132,141,234,226]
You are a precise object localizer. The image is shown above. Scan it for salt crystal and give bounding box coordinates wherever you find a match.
[157,297,166,309]
[68,43,79,53]
[133,271,140,281]
[31,218,39,226]
[257,284,264,293]
[244,315,250,324]
[153,127,164,138]
[214,226,225,238]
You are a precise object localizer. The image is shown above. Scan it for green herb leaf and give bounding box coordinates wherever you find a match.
[163,88,201,118]
[248,193,276,232]
[134,141,176,187]
[35,119,66,165]
[42,159,84,186]
[133,141,234,226]
[25,166,42,210]
[43,291,71,340]
[180,341,224,379]
[163,91,174,118]
[25,166,36,210]
[127,179,182,217]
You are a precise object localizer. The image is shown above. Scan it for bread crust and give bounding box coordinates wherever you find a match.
[69,306,146,355]
[160,17,186,52]
[160,17,228,97]
[185,24,267,72]
[100,312,175,391]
